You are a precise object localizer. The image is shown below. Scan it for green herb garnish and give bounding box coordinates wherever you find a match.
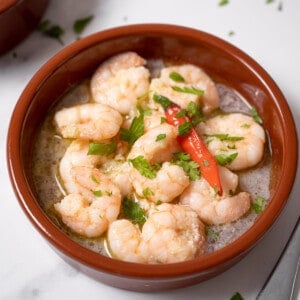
[205,226,220,241]
[73,15,93,36]
[120,114,144,145]
[219,0,229,6]
[88,141,117,155]
[169,72,185,82]
[142,187,154,198]
[215,152,238,166]
[266,0,274,3]
[129,155,157,179]
[178,121,192,136]
[171,86,204,95]
[186,102,204,125]
[93,190,103,197]
[153,93,172,109]
[160,116,167,124]
[230,292,244,300]
[250,107,263,124]
[241,123,250,128]
[205,134,244,142]
[122,197,147,226]
[156,133,166,141]
[37,20,64,44]
[173,152,200,181]
[228,30,235,36]
[252,196,266,213]
[91,175,99,184]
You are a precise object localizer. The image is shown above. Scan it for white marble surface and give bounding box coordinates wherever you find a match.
[1,0,299,299]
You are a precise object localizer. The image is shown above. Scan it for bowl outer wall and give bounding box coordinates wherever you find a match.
[6,24,298,288]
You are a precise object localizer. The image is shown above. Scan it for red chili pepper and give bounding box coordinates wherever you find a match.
[165,104,223,196]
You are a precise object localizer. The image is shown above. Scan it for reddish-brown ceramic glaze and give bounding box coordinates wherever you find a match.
[6,24,298,291]
[0,0,48,55]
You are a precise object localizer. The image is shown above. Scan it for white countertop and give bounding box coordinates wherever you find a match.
[1,0,299,299]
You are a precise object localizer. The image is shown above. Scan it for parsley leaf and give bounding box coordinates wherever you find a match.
[93,190,103,197]
[120,113,144,145]
[219,0,229,6]
[173,152,200,181]
[230,292,244,300]
[205,134,244,142]
[129,156,157,179]
[178,121,192,136]
[252,196,266,213]
[87,141,117,155]
[122,197,147,226]
[37,20,64,44]
[250,107,263,124]
[153,93,173,109]
[186,102,204,125]
[156,133,166,141]
[143,187,154,198]
[171,86,204,95]
[73,15,93,35]
[169,72,185,82]
[215,152,238,166]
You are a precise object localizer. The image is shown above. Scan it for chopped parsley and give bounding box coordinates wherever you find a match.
[173,152,201,181]
[205,226,220,241]
[205,133,244,142]
[160,116,167,124]
[156,133,166,141]
[169,72,185,82]
[241,123,250,128]
[91,174,99,184]
[37,19,64,44]
[129,155,157,179]
[87,141,117,155]
[93,190,103,197]
[228,30,235,36]
[122,197,147,226]
[178,121,192,136]
[252,196,266,213]
[230,292,244,300]
[171,86,204,96]
[153,93,172,109]
[73,15,93,36]
[120,113,144,145]
[250,107,263,124]
[219,0,229,6]
[142,187,154,198]
[215,152,238,166]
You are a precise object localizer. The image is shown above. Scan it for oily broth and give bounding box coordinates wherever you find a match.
[32,61,272,257]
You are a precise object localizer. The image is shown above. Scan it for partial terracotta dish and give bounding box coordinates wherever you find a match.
[0,0,48,55]
[7,24,298,291]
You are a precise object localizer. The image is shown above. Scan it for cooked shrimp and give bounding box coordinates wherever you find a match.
[180,166,251,225]
[108,204,205,264]
[91,52,150,115]
[54,166,121,237]
[149,64,220,114]
[59,139,107,194]
[141,203,206,264]
[127,123,180,164]
[130,162,190,203]
[107,219,146,263]
[101,160,133,197]
[54,103,122,141]
[197,113,265,170]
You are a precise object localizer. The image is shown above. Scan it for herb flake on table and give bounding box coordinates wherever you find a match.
[37,19,65,44]
[73,15,94,36]
[219,0,229,6]
[230,292,244,300]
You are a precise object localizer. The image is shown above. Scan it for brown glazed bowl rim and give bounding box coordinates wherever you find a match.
[7,23,298,279]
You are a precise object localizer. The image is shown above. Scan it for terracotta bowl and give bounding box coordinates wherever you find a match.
[0,0,48,55]
[7,24,298,291]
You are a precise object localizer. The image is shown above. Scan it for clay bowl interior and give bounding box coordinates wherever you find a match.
[7,24,298,291]
[0,0,48,55]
